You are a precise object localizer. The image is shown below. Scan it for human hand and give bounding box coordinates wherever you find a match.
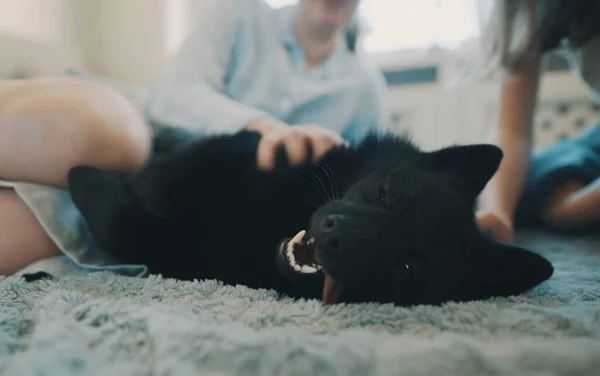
[246,117,347,170]
[476,210,515,243]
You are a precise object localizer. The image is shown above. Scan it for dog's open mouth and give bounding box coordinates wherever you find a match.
[279,230,344,305]
[283,230,320,274]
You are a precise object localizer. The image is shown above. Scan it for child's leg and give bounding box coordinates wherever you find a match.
[515,125,600,232]
[542,178,600,232]
[0,78,151,187]
[0,78,152,275]
[0,189,61,275]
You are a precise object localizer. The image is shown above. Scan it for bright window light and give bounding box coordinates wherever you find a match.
[265,0,296,7]
[264,0,479,54]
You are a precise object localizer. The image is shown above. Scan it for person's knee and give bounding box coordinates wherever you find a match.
[0,79,152,187]
[77,86,152,174]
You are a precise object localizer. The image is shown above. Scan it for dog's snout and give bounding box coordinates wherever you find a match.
[320,214,345,233]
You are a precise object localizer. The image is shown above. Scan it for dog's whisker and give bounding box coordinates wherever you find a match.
[318,164,337,202]
[322,163,340,200]
[304,179,328,204]
[293,176,327,204]
[304,193,322,207]
[309,171,332,202]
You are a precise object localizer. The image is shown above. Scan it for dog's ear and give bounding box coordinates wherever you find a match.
[428,144,503,200]
[475,238,554,299]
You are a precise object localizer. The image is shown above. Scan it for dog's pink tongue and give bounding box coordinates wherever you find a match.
[322,274,343,306]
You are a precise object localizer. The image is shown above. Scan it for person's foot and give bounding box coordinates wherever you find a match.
[476,211,515,243]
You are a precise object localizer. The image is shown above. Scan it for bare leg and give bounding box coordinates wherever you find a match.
[0,78,151,187]
[0,189,61,275]
[0,78,152,275]
[542,178,600,232]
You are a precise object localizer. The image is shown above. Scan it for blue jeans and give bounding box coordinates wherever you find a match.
[514,125,600,228]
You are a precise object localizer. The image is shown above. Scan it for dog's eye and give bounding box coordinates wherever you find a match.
[379,186,387,205]
[404,262,416,277]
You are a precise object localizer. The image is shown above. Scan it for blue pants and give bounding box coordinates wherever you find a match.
[514,125,600,228]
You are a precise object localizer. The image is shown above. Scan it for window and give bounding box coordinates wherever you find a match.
[264,0,479,54]
[265,0,296,8]
[359,0,478,53]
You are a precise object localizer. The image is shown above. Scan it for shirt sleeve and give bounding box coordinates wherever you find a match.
[341,67,391,144]
[146,0,268,134]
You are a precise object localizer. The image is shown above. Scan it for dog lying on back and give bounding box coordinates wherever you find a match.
[67,127,553,306]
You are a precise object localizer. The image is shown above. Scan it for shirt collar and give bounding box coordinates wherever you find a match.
[278,5,297,49]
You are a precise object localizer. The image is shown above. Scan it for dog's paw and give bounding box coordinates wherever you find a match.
[22,271,54,282]
[68,166,114,208]
[68,165,96,185]
[68,165,134,229]
[68,165,111,194]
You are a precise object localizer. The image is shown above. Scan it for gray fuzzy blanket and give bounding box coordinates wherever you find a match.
[1,231,600,376]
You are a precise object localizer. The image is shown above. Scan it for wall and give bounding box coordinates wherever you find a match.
[0,0,70,43]
[0,0,191,85]
[372,49,597,149]
[67,0,170,85]
[0,0,82,78]
[1,1,596,148]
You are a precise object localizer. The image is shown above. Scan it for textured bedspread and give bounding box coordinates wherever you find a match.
[1,231,599,376]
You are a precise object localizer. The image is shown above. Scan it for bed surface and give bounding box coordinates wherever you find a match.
[1,231,599,376]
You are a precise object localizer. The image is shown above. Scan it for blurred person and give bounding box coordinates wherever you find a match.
[468,0,600,241]
[147,0,389,170]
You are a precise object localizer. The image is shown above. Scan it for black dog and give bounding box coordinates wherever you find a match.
[67,127,553,306]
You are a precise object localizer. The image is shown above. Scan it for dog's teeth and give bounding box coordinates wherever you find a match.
[288,251,298,266]
[287,248,295,262]
[293,264,302,272]
[300,265,317,274]
[291,230,306,245]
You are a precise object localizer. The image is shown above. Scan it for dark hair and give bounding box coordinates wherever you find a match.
[535,0,599,53]
[460,0,600,80]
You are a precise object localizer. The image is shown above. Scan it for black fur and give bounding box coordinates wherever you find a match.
[67,129,554,306]
[22,271,54,282]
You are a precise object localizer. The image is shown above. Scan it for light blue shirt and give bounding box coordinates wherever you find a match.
[146,0,390,144]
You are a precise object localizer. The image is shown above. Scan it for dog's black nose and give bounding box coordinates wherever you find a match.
[320,214,345,233]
